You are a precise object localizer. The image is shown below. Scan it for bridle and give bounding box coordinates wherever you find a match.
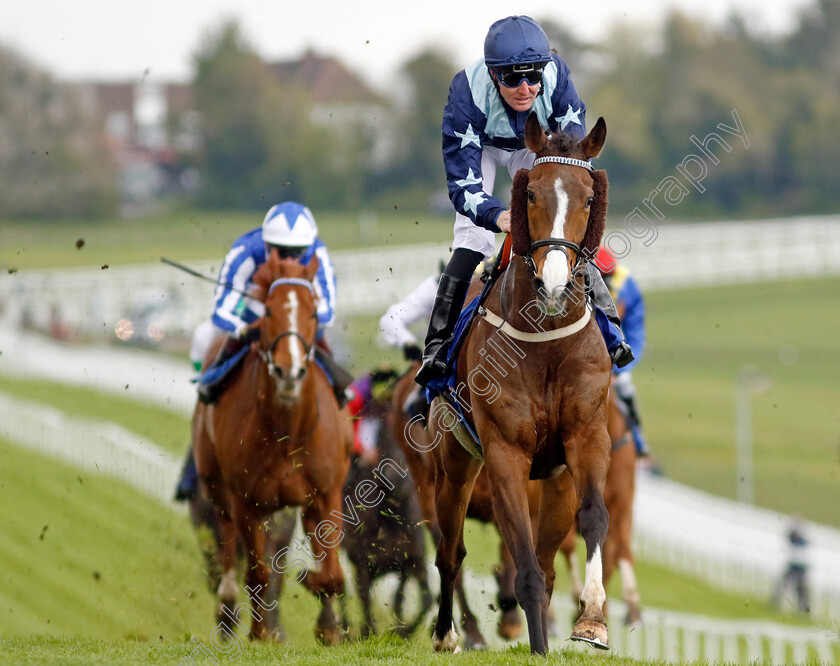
[523,155,594,278]
[258,277,318,376]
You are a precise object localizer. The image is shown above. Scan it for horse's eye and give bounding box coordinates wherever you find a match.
[527,190,536,203]
[585,197,594,208]
[265,306,271,317]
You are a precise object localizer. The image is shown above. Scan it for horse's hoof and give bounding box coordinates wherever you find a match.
[463,634,487,651]
[497,613,524,641]
[432,625,461,653]
[266,627,286,643]
[315,626,341,646]
[624,608,643,628]
[570,619,609,650]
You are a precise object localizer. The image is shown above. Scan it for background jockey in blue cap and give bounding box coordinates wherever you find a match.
[415,15,632,387]
[194,201,344,405]
[175,201,349,501]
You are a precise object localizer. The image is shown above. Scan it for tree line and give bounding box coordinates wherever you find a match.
[0,0,837,219]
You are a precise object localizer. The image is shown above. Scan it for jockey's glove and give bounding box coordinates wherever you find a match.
[403,343,422,362]
[235,324,261,344]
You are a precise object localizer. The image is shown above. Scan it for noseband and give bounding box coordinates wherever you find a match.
[259,277,318,375]
[524,155,594,276]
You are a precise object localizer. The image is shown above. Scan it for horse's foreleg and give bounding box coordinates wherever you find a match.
[263,508,297,642]
[302,491,345,646]
[230,500,272,641]
[535,472,578,647]
[432,439,482,652]
[607,444,641,626]
[565,427,611,650]
[496,540,523,641]
[559,527,584,607]
[214,508,240,633]
[485,444,547,656]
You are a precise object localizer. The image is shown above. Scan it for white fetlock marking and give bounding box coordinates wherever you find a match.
[433,624,460,652]
[580,544,606,613]
[217,568,238,603]
[618,557,641,606]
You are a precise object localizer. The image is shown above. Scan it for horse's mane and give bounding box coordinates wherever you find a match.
[510,129,608,259]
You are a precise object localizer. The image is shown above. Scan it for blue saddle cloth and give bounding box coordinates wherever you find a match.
[424,295,481,404]
[192,345,250,385]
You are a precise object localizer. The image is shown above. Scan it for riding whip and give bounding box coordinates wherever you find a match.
[160,257,250,297]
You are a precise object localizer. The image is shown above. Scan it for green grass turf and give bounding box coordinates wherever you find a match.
[0,635,665,665]
[0,208,453,271]
[0,375,190,456]
[0,438,682,665]
[0,375,815,630]
[635,276,840,527]
[0,437,215,641]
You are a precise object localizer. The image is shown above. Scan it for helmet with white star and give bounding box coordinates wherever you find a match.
[484,16,551,68]
[262,201,318,247]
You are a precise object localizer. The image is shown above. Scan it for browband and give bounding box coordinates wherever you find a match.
[532,156,594,172]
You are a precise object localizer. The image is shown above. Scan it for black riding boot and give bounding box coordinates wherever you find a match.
[414,248,483,387]
[585,263,634,369]
[197,336,246,405]
[314,347,355,408]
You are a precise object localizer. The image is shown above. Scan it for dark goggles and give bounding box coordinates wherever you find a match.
[268,244,307,260]
[492,63,547,88]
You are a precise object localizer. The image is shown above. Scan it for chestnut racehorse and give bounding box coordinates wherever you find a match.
[429,114,613,655]
[193,251,353,643]
[559,385,642,626]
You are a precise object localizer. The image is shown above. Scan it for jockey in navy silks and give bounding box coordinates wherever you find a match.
[415,15,632,388]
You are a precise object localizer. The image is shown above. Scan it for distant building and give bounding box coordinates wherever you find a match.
[71,49,392,207]
[268,49,393,165]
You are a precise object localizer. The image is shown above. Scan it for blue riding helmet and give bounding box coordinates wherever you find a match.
[484,15,551,68]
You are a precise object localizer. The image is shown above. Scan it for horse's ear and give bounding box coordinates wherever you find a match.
[524,112,549,154]
[304,252,320,283]
[580,117,607,160]
[580,169,608,258]
[510,168,531,256]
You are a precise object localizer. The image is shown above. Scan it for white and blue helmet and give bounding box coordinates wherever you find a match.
[262,201,318,247]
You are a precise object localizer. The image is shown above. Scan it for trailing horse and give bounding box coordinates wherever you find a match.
[339,381,433,638]
[192,251,354,643]
[429,113,613,655]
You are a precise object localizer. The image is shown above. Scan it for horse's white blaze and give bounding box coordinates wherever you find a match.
[580,544,606,612]
[618,557,641,606]
[541,178,570,297]
[284,290,303,377]
[217,568,238,603]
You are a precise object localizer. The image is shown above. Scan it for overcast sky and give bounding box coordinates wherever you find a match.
[1,0,813,88]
